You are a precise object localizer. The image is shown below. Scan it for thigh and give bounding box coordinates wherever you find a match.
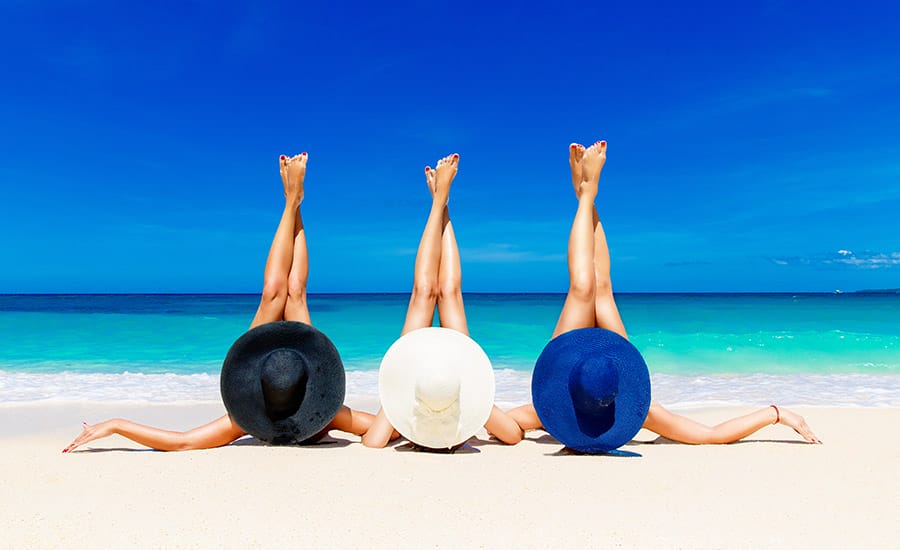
[249,301,286,329]
[437,293,468,336]
[594,289,627,339]
[552,293,597,338]
[283,304,311,325]
[400,292,437,336]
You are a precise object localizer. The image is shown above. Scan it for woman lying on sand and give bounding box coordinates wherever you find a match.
[506,141,821,445]
[63,153,374,452]
[361,154,525,448]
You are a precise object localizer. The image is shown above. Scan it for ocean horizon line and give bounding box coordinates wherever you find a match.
[3,290,898,297]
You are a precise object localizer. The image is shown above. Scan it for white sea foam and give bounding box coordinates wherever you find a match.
[1,369,897,408]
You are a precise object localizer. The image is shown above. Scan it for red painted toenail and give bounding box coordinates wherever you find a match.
[280,155,286,160]
[302,152,307,156]
[600,141,606,146]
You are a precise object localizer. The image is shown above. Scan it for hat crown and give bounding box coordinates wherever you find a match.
[568,356,619,416]
[414,368,461,412]
[260,349,308,420]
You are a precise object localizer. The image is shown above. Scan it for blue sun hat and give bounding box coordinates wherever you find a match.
[532,328,651,453]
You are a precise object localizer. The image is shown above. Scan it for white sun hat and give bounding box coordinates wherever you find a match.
[378,327,496,449]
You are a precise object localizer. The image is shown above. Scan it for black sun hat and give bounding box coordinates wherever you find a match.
[220,321,346,445]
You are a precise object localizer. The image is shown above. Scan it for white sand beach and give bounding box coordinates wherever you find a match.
[1,402,897,548]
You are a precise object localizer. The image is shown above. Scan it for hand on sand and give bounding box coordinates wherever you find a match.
[579,140,606,199]
[433,153,459,204]
[62,420,115,453]
[279,153,308,203]
[778,407,822,444]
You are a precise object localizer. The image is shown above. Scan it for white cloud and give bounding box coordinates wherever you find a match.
[770,250,900,270]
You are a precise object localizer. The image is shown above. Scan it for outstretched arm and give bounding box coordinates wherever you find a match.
[642,403,821,444]
[361,410,401,448]
[507,403,543,432]
[327,405,375,436]
[484,405,524,444]
[62,414,246,453]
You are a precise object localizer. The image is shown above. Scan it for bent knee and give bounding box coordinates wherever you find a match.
[439,287,462,302]
[568,276,595,303]
[261,276,288,304]
[287,275,307,303]
[411,281,439,303]
[595,278,613,298]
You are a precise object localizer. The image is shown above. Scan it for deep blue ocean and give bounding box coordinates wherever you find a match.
[1,293,897,407]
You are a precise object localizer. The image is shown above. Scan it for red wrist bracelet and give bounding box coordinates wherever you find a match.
[770,404,780,424]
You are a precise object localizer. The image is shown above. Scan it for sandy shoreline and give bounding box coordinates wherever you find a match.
[1,402,897,548]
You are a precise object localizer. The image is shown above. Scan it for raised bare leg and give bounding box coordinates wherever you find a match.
[552,142,603,338]
[363,155,456,448]
[250,154,307,329]
[428,157,521,444]
[284,152,312,324]
[399,153,455,335]
[432,160,468,334]
[583,141,628,338]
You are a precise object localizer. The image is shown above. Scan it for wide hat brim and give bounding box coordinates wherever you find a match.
[379,327,495,449]
[532,328,651,453]
[220,321,346,445]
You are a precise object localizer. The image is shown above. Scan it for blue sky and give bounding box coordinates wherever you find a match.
[1,1,898,293]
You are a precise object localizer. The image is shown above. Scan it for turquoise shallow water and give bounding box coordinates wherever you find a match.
[1,293,898,406]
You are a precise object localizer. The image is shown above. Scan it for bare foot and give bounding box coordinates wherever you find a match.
[778,407,822,444]
[424,165,436,196]
[62,420,116,453]
[569,143,585,196]
[433,153,459,204]
[281,152,307,204]
[579,140,606,200]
